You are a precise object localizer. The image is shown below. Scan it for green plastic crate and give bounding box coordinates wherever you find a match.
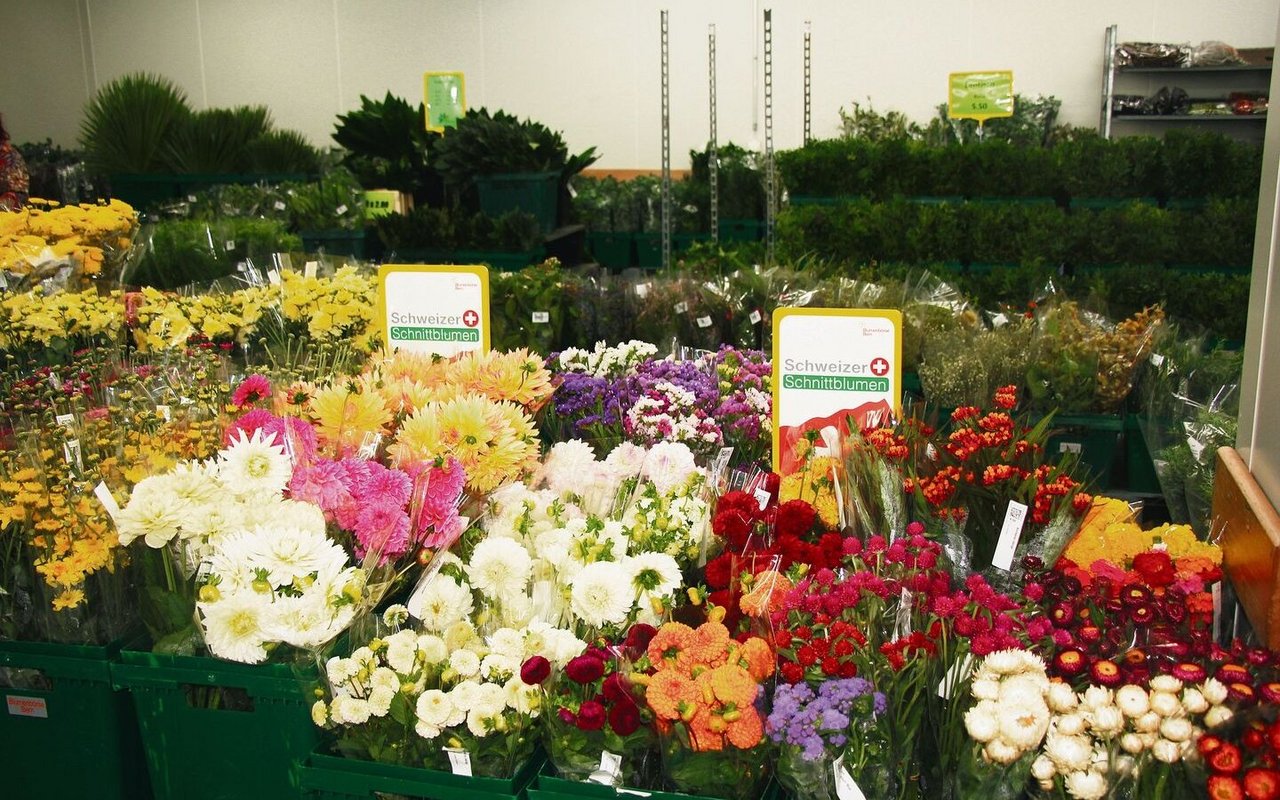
[716,219,764,242]
[112,648,323,800]
[476,171,560,233]
[587,231,635,268]
[1045,413,1125,490]
[0,637,149,800]
[301,749,543,800]
[529,771,779,800]
[1124,413,1162,494]
[301,229,367,259]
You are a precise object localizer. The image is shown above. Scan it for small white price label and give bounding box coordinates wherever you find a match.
[531,311,550,324]
[195,561,214,582]
[1059,442,1082,454]
[187,194,198,203]
[444,748,472,776]
[1151,353,1166,367]
[156,404,171,422]
[696,316,713,328]
[991,500,1028,572]
[55,413,75,427]
[991,312,1009,328]
[937,653,975,699]
[267,269,282,286]
[7,696,48,719]
[749,309,762,325]
[635,282,651,298]
[273,200,287,211]
[224,240,236,252]
[63,439,82,467]
[674,301,688,314]
[335,204,349,215]
[304,261,319,279]
[599,751,622,780]
[833,755,867,800]
[94,481,122,521]
[753,487,772,510]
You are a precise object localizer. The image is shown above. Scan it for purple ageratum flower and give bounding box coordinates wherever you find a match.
[766,678,886,761]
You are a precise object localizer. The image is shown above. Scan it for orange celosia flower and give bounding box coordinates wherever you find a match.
[737,636,776,682]
[708,663,757,707]
[646,670,699,721]
[648,622,696,671]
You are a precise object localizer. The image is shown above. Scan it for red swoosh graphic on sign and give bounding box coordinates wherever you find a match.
[778,400,895,474]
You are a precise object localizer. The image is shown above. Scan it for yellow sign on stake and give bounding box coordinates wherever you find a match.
[948,71,1015,123]
[424,72,466,132]
[377,264,490,357]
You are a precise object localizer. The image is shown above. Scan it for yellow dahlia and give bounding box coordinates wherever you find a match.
[308,382,394,455]
[446,349,553,410]
[388,393,538,493]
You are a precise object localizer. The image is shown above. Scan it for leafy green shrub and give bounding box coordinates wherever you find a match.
[372,205,540,252]
[126,218,299,289]
[247,130,321,174]
[80,73,192,175]
[332,92,441,202]
[1170,198,1258,268]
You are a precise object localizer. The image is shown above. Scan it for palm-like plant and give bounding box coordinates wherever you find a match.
[79,73,192,174]
[163,106,272,173]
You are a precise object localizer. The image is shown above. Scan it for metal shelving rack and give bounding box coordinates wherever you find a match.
[1100,23,1271,139]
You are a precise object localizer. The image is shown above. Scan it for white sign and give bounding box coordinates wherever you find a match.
[991,500,1029,571]
[771,308,902,473]
[444,748,472,776]
[833,755,867,800]
[378,265,490,358]
[6,696,48,718]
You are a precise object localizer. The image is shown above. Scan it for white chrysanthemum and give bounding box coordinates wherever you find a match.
[1205,705,1234,729]
[543,441,599,494]
[1159,717,1194,743]
[1047,682,1078,713]
[1044,733,1092,771]
[368,686,395,717]
[467,707,497,737]
[416,689,455,727]
[964,701,1000,742]
[449,680,483,711]
[311,699,329,726]
[247,524,343,586]
[199,592,270,663]
[408,576,474,632]
[178,501,245,544]
[466,537,533,599]
[443,621,480,652]
[505,676,541,715]
[415,719,441,740]
[481,653,517,682]
[570,561,636,627]
[217,429,292,498]
[1031,754,1056,781]
[264,592,354,649]
[116,484,189,547]
[327,655,357,686]
[627,552,682,599]
[417,634,448,666]
[1134,711,1162,733]
[984,649,1041,676]
[1055,713,1086,737]
[1202,678,1229,705]
[640,442,699,494]
[999,701,1050,750]
[166,461,222,505]
[1089,706,1125,737]
[486,628,525,661]
[474,682,508,717]
[370,667,399,694]
[449,648,481,678]
[983,738,1020,765]
[604,442,648,477]
[1151,738,1182,764]
[1149,691,1181,718]
[999,674,1049,708]
[1064,770,1107,800]
[1149,675,1183,694]
[971,678,1001,702]
[1115,685,1149,718]
[385,630,422,674]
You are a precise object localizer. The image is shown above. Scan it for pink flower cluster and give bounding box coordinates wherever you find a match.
[289,458,412,562]
[406,458,466,550]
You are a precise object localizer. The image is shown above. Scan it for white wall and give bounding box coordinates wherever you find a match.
[2,0,1277,168]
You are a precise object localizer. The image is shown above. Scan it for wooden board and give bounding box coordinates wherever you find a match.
[1216,446,1280,650]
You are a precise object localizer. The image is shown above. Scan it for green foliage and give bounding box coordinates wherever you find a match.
[127,217,300,289]
[839,99,926,141]
[331,92,439,198]
[688,142,766,221]
[1170,198,1258,268]
[246,129,321,174]
[79,72,193,174]
[431,107,598,186]
[1160,129,1263,199]
[16,140,83,201]
[162,106,272,173]
[286,169,366,232]
[928,94,1069,148]
[371,204,541,252]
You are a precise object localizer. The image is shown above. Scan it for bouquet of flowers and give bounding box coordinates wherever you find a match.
[542,624,659,787]
[314,606,569,777]
[642,617,775,800]
[0,198,141,292]
[956,649,1053,799]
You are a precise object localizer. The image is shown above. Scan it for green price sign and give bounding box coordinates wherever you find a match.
[424,71,466,132]
[948,71,1014,122]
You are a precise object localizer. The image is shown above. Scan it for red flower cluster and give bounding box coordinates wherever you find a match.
[549,624,658,738]
[1201,723,1280,800]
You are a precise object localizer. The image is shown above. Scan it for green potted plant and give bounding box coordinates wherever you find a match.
[332,91,443,206]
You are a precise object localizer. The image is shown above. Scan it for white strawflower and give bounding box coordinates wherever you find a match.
[1064,770,1107,800]
[449,649,481,678]
[465,537,533,600]
[1047,682,1078,713]
[408,577,474,632]
[1181,687,1209,715]
[217,429,291,498]
[1205,705,1234,729]
[964,702,1000,742]
[999,701,1050,750]
[1089,706,1125,737]
[570,561,635,627]
[1080,686,1113,711]
[199,592,270,663]
[1149,691,1181,717]
[1135,711,1162,733]
[416,689,455,727]
[1045,733,1092,771]
[311,699,329,726]
[1152,738,1182,764]
[1031,754,1056,781]
[971,678,1001,702]
[1055,713,1086,737]
[1160,717,1194,743]
[986,649,1042,675]
[1202,678,1229,705]
[1120,733,1147,755]
[984,738,1022,765]
[1115,685,1150,718]
[1149,675,1183,694]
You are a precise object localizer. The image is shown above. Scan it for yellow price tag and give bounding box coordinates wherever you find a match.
[948,71,1014,122]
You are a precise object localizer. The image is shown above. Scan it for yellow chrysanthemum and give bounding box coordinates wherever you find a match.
[445,349,553,410]
[388,393,538,493]
[308,383,394,455]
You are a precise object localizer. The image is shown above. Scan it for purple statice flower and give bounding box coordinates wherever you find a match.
[551,372,630,437]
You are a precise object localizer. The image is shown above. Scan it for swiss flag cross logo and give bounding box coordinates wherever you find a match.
[462,310,479,327]
[870,357,890,377]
